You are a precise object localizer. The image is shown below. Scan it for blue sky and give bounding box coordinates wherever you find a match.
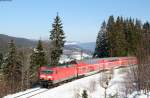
[0,0,150,42]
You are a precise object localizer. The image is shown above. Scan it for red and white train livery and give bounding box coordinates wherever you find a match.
[39,57,137,87]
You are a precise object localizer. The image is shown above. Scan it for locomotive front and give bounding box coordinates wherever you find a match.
[39,66,54,87]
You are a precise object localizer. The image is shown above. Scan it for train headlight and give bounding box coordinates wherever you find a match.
[40,75,46,79]
[47,76,52,79]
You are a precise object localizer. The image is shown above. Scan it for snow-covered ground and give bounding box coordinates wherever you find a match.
[59,53,92,63]
[4,87,47,98]
[4,69,126,98]
[65,41,79,45]
[128,91,150,98]
[4,67,147,98]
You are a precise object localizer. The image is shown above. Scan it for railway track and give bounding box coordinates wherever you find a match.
[12,78,75,98]
[11,72,103,98]
[26,89,49,98]
[13,88,48,98]
[11,66,133,98]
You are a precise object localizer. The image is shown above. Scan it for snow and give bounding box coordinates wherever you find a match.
[59,55,72,63]
[128,91,150,98]
[65,42,78,45]
[4,67,129,98]
[4,67,148,98]
[59,53,92,63]
[70,53,92,60]
[4,87,46,98]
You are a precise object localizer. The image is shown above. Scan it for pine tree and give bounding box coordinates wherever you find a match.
[94,16,145,57]
[50,13,65,66]
[82,90,88,98]
[123,18,129,54]
[106,15,115,57]
[94,21,109,58]
[113,16,127,56]
[126,18,135,55]
[0,53,3,68]
[142,22,150,60]
[29,40,47,82]
[134,19,142,54]
[3,40,22,92]
[35,40,47,67]
[124,18,141,55]
[143,22,150,32]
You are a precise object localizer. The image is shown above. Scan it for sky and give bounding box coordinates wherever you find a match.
[0,0,150,42]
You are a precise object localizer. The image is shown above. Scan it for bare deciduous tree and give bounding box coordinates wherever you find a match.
[99,71,113,98]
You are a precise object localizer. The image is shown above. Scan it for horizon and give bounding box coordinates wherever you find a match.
[0,33,95,43]
[0,0,150,42]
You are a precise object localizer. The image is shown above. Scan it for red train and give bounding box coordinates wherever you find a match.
[39,57,137,87]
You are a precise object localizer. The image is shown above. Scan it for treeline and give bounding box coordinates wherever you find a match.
[94,15,150,93]
[94,15,144,57]
[0,14,65,97]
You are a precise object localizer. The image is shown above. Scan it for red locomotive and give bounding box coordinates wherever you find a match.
[39,57,137,87]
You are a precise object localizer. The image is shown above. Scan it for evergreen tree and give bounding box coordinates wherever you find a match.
[82,90,88,98]
[124,18,141,55]
[0,53,3,68]
[94,21,109,58]
[106,15,115,57]
[35,40,47,67]
[126,18,135,55]
[123,18,129,54]
[29,40,47,82]
[143,22,150,32]
[134,19,142,54]
[95,16,143,57]
[3,40,22,92]
[142,22,150,59]
[50,14,65,66]
[113,16,127,56]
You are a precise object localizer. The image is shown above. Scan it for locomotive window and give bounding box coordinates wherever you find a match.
[42,70,53,74]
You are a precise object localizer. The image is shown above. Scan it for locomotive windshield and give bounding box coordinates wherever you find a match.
[42,70,53,74]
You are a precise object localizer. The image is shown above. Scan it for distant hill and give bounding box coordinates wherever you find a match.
[78,42,95,52]
[65,41,95,53]
[0,34,37,52]
[0,34,95,55]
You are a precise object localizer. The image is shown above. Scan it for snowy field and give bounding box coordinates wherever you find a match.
[128,91,150,98]
[4,67,148,98]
